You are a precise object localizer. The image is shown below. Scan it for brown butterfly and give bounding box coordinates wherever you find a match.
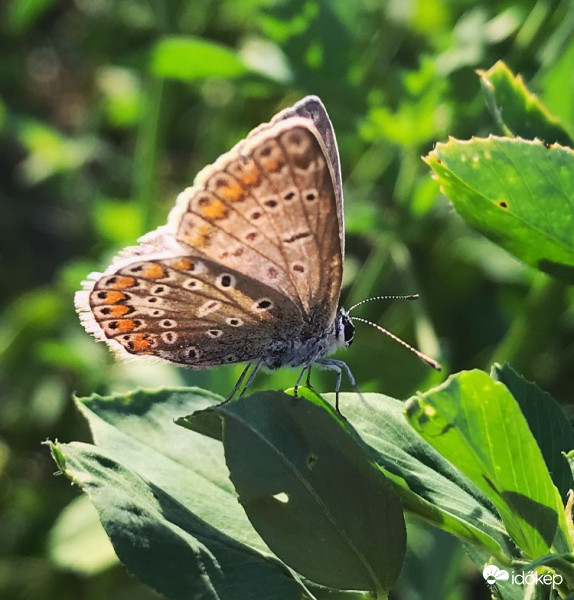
[75,96,439,406]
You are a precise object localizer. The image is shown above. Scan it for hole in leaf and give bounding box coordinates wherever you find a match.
[307,453,318,468]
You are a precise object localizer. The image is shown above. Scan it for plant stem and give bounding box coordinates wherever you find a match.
[490,274,568,374]
[133,75,165,233]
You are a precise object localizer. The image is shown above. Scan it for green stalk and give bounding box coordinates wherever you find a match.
[133,75,165,234]
[490,274,567,373]
[133,0,171,232]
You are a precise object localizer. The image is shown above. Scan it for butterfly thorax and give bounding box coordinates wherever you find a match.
[261,308,354,370]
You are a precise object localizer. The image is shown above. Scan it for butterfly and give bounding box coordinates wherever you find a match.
[75,96,439,408]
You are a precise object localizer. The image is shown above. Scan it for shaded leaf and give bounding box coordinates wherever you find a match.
[53,388,314,599]
[196,392,406,594]
[51,442,307,600]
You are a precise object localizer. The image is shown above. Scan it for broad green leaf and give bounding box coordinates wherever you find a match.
[478,61,572,146]
[425,137,574,283]
[199,392,406,594]
[77,388,266,551]
[55,388,313,600]
[405,370,570,559]
[51,442,308,600]
[331,391,511,560]
[491,364,574,501]
[150,36,248,81]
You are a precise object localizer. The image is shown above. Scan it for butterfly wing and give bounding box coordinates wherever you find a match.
[75,254,303,365]
[75,97,344,366]
[168,98,343,329]
[266,95,344,258]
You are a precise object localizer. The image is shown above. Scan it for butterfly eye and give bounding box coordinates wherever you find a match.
[343,317,355,346]
[335,310,354,348]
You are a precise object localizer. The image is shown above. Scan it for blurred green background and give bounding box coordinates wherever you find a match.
[2,0,574,598]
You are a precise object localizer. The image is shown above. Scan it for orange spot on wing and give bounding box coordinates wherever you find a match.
[129,333,153,352]
[110,276,135,289]
[172,258,193,270]
[109,305,131,317]
[117,319,136,332]
[142,263,166,279]
[262,158,284,172]
[220,183,244,203]
[189,222,212,247]
[200,198,229,218]
[239,167,261,187]
[100,291,126,304]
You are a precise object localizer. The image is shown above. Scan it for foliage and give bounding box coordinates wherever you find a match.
[51,364,574,599]
[3,0,574,599]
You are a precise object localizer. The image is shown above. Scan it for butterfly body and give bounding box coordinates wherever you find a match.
[257,307,354,371]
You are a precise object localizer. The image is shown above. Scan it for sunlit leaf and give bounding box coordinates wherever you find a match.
[150,36,248,81]
[478,61,572,145]
[405,370,570,559]
[425,137,574,282]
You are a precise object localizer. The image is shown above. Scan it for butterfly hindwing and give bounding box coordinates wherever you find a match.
[77,254,304,366]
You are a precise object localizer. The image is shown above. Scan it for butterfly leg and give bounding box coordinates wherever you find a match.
[238,359,264,398]
[315,358,363,412]
[303,365,319,395]
[305,368,312,387]
[224,362,253,403]
[293,366,309,398]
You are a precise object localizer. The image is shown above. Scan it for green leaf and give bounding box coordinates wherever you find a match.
[491,364,574,502]
[191,392,406,594]
[332,391,511,560]
[52,388,312,600]
[425,137,574,283]
[150,36,248,81]
[51,441,306,600]
[405,370,570,559]
[478,61,573,146]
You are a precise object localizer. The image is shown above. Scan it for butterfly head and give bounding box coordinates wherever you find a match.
[334,308,355,350]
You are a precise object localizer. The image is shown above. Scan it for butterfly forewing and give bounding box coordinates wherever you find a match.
[169,117,342,327]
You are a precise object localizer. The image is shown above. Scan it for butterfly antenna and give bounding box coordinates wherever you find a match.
[350,316,442,371]
[348,294,420,313]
